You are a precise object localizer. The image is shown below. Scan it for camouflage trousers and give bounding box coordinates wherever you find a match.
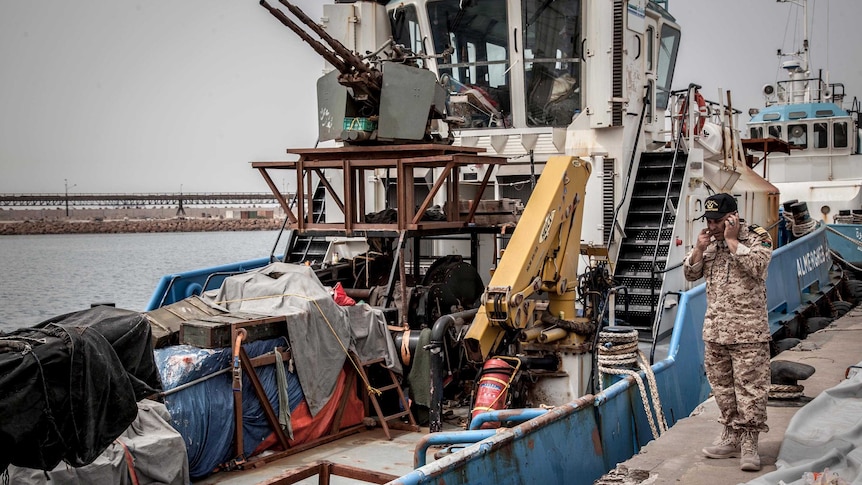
[704,341,770,434]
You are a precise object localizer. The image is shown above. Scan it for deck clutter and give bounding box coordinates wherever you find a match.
[0,306,180,483]
[0,261,428,482]
[148,262,417,478]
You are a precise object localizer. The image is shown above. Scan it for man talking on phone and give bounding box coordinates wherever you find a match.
[683,193,773,471]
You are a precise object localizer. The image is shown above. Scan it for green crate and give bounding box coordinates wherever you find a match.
[343,117,377,132]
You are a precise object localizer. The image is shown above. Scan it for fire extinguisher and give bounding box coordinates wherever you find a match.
[470,357,520,429]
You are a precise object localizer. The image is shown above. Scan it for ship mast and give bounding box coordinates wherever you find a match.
[778,0,812,103]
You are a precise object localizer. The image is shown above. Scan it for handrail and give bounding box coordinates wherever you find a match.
[646,84,697,330]
[606,84,651,249]
[650,291,681,365]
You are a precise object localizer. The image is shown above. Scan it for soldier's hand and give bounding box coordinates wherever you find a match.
[723,213,740,240]
[696,229,711,251]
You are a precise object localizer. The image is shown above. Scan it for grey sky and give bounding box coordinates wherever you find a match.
[1,1,859,194]
[673,0,862,115]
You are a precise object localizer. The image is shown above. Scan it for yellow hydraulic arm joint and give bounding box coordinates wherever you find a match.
[464,155,591,362]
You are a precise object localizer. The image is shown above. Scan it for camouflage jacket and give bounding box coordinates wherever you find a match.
[683,224,773,344]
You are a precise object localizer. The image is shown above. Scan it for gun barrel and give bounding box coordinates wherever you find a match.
[259,0,349,73]
[277,0,372,75]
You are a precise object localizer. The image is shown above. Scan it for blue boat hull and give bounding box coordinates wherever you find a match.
[145,226,836,485]
[145,256,277,311]
[392,224,835,485]
[827,223,862,269]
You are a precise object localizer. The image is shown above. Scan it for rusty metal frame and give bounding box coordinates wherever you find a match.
[252,144,506,236]
[226,319,369,471]
[258,460,399,485]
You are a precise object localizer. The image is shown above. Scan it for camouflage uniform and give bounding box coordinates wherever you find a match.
[684,224,773,434]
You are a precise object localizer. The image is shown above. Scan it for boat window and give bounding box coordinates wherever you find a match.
[788,123,807,148]
[655,24,681,110]
[834,121,848,148]
[390,5,426,69]
[429,0,511,128]
[763,113,781,121]
[768,125,782,139]
[788,111,807,120]
[813,122,828,149]
[750,126,763,139]
[815,109,834,117]
[523,0,582,127]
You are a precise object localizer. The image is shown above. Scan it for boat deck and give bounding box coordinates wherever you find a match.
[605,305,862,485]
[192,306,862,485]
[196,410,469,484]
[197,429,419,484]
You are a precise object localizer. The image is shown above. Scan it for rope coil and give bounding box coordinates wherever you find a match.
[597,328,668,439]
[783,210,817,238]
[768,383,804,400]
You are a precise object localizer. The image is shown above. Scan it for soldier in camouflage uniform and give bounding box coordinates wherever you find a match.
[683,193,773,472]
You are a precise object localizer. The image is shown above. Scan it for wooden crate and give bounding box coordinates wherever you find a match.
[145,296,223,348]
[180,313,288,349]
[455,198,522,225]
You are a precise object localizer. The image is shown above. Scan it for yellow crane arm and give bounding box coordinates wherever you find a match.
[464,155,591,362]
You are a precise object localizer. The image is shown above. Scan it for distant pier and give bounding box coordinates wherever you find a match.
[0,192,289,208]
[0,217,284,236]
[0,192,291,235]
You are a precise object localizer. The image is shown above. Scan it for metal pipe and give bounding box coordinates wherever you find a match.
[467,408,548,430]
[343,287,373,300]
[537,327,567,343]
[428,308,479,432]
[232,328,248,461]
[514,354,558,371]
[519,325,546,342]
[414,430,496,468]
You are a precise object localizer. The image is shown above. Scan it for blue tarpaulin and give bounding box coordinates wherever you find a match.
[154,337,303,479]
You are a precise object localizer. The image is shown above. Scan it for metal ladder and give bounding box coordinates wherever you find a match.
[612,150,685,339]
[286,182,329,264]
[351,353,419,440]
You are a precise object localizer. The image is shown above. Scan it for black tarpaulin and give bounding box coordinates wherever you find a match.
[0,306,162,472]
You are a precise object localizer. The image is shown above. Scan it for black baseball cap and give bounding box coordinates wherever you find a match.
[703,193,737,220]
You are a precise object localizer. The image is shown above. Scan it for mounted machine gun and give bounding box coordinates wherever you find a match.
[260,0,451,144]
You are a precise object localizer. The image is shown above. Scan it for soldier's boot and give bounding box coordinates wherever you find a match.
[702,427,740,459]
[740,430,762,471]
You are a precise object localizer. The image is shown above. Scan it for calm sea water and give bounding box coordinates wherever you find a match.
[0,231,284,332]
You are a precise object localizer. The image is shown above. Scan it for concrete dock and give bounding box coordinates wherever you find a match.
[602,305,862,485]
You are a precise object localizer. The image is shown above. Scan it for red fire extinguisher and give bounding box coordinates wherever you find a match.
[471,357,519,428]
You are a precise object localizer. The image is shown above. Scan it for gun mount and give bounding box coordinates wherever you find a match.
[260,0,451,145]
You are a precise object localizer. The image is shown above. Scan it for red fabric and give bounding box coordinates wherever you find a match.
[252,367,364,456]
[332,282,356,306]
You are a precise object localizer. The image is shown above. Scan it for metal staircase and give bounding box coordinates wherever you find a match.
[286,182,329,264]
[612,151,686,339]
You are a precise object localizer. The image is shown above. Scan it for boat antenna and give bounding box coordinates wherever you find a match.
[825,0,830,81]
[777,0,811,102]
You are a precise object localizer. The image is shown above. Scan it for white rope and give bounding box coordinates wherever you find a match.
[769,383,804,400]
[597,328,668,439]
[830,249,862,273]
[783,210,818,238]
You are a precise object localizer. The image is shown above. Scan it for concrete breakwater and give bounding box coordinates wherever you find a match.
[0,218,284,236]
